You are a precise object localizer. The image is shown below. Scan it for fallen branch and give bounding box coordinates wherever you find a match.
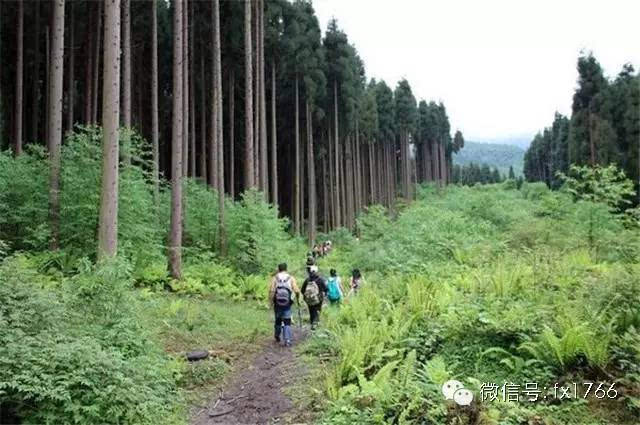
[208,407,234,418]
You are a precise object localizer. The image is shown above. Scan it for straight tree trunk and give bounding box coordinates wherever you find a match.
[84,3,93,124]
[92,2,102,124]
[14,0,24,155]
[151,0,159,201]
[323,146,329,232]
[333,80,341,227]
[270,60,277,205]
[45,25,50,144]
[199,52,207,182]
[294,76,300,235]
[340,142,347,228]
[182,0,189,177]
[0,1,3,145]
[306,99,316,244]
[328,128,335,228]
[368,142,375,202]
[66,2,74,132]
[169,0,184,279]
[97,0,121,260]
[31,0,41,142]
[244,0,254,190]
[189,1,196,178]
[259,0,268,197]
[213,0,225,252]
[228,69,235,197]
[209,43,217,189]
[439,140,446,185]
[48,0,65,250]
[122,0,131,128]
[345,136,354,227]
[253,0,259,188]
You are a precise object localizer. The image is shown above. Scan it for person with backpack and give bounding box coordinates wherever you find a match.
[301,265,328,329]
[305,252,316,276]
[268,263,300,347]
[347,268,365,297]
[326,269,345,306]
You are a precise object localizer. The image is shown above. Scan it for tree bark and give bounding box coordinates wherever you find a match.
[228,69,235,197]
[84,3,93,124]
[92,2,102,124]
[333,80,341,227]
[182,0,189,176]
[328,127,335,228]
[31,0,41,142]
[294,76,300,235]
[189,1,196,178]
[14,0,24,155]
[169,0,184,278]
[259,0,268,198]
[244,0,254,190]
[306,99,316,244]
[122,0,131,128]
[270,60,278,205]
[66,2,74,132]
[151,0,159,201]
[213,0,225,252]
[48,0,65,250]
[97,0,121,260]
[199,52,207,183]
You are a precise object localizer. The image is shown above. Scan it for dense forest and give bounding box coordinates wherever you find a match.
[0,0,462,275]
[454,141,525,176]
[524,54,640,193]
[2,2,640,425]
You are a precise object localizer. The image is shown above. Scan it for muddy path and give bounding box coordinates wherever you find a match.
[191,326,312,425]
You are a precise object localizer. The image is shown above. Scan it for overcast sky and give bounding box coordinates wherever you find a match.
[313,0,640,143]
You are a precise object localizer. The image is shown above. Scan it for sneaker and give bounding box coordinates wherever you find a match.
[285,340,292,347]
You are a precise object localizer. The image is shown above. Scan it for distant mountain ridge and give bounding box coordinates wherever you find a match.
[453,141,525,176]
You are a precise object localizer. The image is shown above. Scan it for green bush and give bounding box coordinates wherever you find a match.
[0,256,183,424]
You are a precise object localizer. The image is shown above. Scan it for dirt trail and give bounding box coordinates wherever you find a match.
[191,327,311,425]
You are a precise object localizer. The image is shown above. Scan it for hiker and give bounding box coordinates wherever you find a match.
[326,268,345,306]
[269,263,300,347]
[312,244,322,259]
[347,268,365,297]
[305,252,316,275]
[301,265,328,329]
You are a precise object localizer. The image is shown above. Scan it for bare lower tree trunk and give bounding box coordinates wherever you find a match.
[151,0,159,201]
[169,0,184,278]
[340,142,347,227]
[333,80,341,227]
[439,140,446,185]
[182,0,189,177]
[270,60,277,205]
[97,0,120,260]
[306,99,316,244]
[323,148,329,232]
[44,26,50,144]
[92,2,102,124]
[259,0,268,197]
[368,142,375,202]
[189,2,196,178]
[244,0,254,190]
[31,0,41,142]
[228,70,235,197]
[199,53,207,182]
[84,5,93,124]
[328,128,335,228]
[294,75,300,235]
[48,0,65,250]
[213,0,225,252]
[14,0,24,155]
[122,0,131,128]
[66,2,75,132]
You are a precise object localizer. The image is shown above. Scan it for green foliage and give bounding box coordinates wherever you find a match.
[0,256,183,425]
[454,141,525,177]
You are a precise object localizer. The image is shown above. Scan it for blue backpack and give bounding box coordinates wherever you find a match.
[327,277,341,301]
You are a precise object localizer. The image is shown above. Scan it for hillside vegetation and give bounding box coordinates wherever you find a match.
[454,141,525,176]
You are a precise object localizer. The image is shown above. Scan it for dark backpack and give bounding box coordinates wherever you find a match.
[303,279,321,306]
[274,273,293,307]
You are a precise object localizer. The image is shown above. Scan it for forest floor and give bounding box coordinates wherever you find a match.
[190,326,313,425]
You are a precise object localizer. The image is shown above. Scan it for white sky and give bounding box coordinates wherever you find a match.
[313,0,640,142]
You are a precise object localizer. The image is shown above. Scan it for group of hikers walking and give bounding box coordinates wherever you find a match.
[268,241,365,347]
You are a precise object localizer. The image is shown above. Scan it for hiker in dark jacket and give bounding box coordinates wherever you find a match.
[301,265,327,329]
[305,252,316,276]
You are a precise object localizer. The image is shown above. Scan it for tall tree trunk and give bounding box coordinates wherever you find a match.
[14,0,24,155]
[244,0,254,190]
[228,69,235,197]
[368,142,375,203]
[189,1,196,178]
[209,41,217,189]
[122,0,131,128]
[31,0,41,142]
[66,2,74,132]
[169,0,184,278]
[294,75,300,236]
[213,0,225,252]
[439,140,446,185]
[328,128,335,228]
[182,0,189,177]
[199,52,207,182]
[0,0,3,145]
[44,25,50,144]
[151,0,159,202]
[340,142,347,228]
[306,99,316,244]
[253,0,259,188]
[270,60,277,205]
[259,0,268,197]
[92,2,102,124]
[333,80,341,227]
[84,3,93,124]
[48,0,65,250]
[97,0,120,260]
[323,146,329,232]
